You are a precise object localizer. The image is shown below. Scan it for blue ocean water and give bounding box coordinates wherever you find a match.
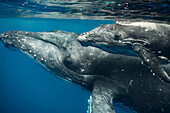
[0,0,169,112]
[0,18,133,113]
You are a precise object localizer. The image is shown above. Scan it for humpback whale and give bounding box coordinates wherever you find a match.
[78,21,170,83]
[0,30,170,113]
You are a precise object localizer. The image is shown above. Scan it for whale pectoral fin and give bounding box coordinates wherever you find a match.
[91,79,116,113]
[132,43,170,83]
[91,78,128,113]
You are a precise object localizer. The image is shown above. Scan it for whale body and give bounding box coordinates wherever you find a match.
[78,21,170,83]
[0,30,170,113]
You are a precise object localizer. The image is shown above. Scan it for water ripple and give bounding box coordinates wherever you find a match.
[0,0,169,22]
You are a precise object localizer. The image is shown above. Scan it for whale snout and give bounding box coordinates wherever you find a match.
[77,33,88,42]
[0,32,13,44]
[0,31,24,49]
[77,35,98,47]
[77,33,92,46]
[0,32,10,41]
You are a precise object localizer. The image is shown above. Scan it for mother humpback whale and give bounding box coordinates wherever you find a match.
[0,29,170,113]
[78,21,170,83]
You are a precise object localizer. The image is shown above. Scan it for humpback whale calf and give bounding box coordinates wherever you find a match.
[0,30,170,113]
[78,21,170,83]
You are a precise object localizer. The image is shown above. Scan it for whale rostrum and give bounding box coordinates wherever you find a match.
[78,21,170,83]
[0,29,170,113]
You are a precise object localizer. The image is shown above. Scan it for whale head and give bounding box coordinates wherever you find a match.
[0,31,74,72]
[0,31,95,89]
[77,24,119,46]
[77,24,136,56]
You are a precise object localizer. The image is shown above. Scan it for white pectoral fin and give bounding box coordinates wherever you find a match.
[90,78,127,113]
[132,43,170,83]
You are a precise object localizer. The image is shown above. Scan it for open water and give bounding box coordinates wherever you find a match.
[0,0,169,113]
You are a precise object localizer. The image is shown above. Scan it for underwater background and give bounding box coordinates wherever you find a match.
[0,0,169,113]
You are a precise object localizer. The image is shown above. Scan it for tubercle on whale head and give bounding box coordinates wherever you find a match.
[0,32,9,41]
[0,32,12,45]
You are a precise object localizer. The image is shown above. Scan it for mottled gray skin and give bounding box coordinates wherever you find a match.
[0,30,170,113]
[78,22,170,83]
